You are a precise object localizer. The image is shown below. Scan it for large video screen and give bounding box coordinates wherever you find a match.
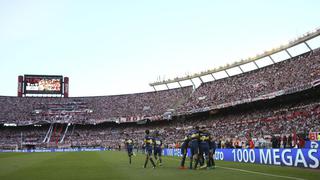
[24,75,63,94]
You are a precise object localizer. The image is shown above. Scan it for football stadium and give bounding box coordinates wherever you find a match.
[1,1,320,180]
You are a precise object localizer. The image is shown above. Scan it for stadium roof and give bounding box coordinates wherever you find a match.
[149,27,320,89]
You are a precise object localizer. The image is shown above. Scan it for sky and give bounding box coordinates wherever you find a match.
[0,0,320,97]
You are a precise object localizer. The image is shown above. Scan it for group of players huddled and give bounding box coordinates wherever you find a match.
[180,125,216,170]
[124,125,216,170]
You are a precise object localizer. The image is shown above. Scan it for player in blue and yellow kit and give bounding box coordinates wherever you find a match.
[179,134,190,169]
[199,126,210,169]
[209,136,216,169]
[143,129,156,168]
[124,135,134,164]
[189,126,200,169]
[153,131,163,166]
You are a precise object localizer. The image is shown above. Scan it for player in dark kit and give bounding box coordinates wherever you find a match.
[179,134,190,169]
[124,135,134,164]
[143,129,156,168]
[189,126,200,169]
[198,126,210,169]
[209,136,216,169]
[153,131,163,166]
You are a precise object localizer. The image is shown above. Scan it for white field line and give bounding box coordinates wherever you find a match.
[216,166,306,180]
[165,157,306,180]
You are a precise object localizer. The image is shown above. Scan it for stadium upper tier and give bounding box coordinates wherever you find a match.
[178,48,320,114]
[0,87,192,125]
[150,27,320,87]
[0,49,319,125]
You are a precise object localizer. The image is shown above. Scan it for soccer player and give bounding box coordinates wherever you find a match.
[153,131,163,166]
[143,129,156,168]
[189,126,200,169]
[179,134,190,169]
[209,136,216,169]
[124,135,134,164]
[199,126,210,169]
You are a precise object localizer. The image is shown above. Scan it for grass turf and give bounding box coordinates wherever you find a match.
[0,151,319,180]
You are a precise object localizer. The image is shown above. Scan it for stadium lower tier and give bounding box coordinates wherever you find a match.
[1,87,319,150]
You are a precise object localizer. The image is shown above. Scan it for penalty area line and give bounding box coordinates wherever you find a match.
[165,157,306,180]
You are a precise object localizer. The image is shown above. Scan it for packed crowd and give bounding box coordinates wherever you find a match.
[0,49,320,125]
[0,86,192,125]
[1,97,319,150]
[85,86,192,121]
[179,49,320,113]
[1,48,320,149]
[0,126,47,149]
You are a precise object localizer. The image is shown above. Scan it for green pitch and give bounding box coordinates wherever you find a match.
[0,151,319,180]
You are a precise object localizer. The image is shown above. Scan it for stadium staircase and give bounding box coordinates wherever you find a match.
[59,124,70,143]
[42,123,53,143]
[43,124,69,145]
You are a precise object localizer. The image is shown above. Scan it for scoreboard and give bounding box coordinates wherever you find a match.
[18,75,69,97]
[24,75,63,94]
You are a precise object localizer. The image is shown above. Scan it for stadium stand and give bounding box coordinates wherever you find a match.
[0,47,320,150]
[0,86,192,125]
[0,84,319,150]
[178,48,320,113]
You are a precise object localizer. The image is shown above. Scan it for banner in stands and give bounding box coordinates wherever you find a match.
[163,148,320,169]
